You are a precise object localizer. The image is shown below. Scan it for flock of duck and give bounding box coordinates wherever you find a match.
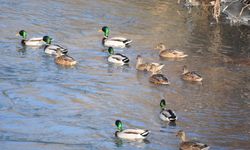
[17,26,208,150]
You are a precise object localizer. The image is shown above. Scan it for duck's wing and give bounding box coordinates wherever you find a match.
[46,44,68,52]
[190,71,202,79]
[153,74,169,82]
[53,44,68,53]
[110,37,132,44]
[62,55,75,62]
[191,141,210,150]
[171,50,188,58]
[123,129,149,137]
[115,53,129,63]
[117,129,149,140]
[161,109,176,118]
[172,50,184,55]
[28,37,43,42]
[150,74,169,85]
[181,141,209,150]
[105,40,126,48]
[24,37,44,46]
[45,44,68,55]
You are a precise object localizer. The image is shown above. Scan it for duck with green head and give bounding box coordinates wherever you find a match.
[43,36,68,55]
[107,47,129,65]
[115,120,150,140]
[99,26,132,48]
[159,99,177,122]
[16,30,47,47]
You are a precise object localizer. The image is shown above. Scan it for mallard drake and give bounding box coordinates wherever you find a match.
[182,65,203,82]
[43,36,68,55]
[159,99,177,122]
[176,130,210,150]
[16,30,46,47]
[149,67,170,85]
[115,120,150,140]
[55,48,77,66]
[107,47,129,65]
[99,26,132,48]
[136,55,164,73]
[155,43,188,58]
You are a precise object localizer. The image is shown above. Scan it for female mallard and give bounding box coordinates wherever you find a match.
[107,47,129,65]
[155,43,188,58]
[159,99,177,122]
[16,30,46,47]
[149,67,170,85]
[99,26,132,48]
[55,48,77,66]
[115,120,150,140]
[136,55,164,73]
[182,65,203,82]
[43,36,68,55]
[176,130,210,150]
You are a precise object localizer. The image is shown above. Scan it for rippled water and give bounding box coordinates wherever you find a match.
[0,0,250,149]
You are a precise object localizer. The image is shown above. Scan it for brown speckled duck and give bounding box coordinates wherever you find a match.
[182,65,203,82]
[176,130,210,150]
[149,67,170,85]
[55,48,77,66]
[136,55,164,73]
[155,43,188,58]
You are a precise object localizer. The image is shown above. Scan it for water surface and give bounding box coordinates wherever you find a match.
[0,0,250,150]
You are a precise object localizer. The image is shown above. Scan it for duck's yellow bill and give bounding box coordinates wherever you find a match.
[16,33,19,36]
[98,29,102,32]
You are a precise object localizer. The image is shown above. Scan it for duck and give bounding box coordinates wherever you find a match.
[42,36,68,55]
[115,120,150,140]
[155,43,188,58]
[149,67,170,85]
[182,65,203,82]
[159,99,177,122]
[136,55,164,73]
[107,47,129,65]
[176,130,210,150]
[54,48,77,66]
[16,30,46,47]
[99,26,132,48]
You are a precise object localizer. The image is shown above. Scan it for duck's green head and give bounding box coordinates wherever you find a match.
[115,120,123,131]
[18,30,27,39]
[108,47,114,55]
[43,36,52,44]
[160,99,166,109]
[99,26,110,38]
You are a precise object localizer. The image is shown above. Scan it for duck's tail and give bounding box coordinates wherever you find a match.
[124,39,132,45]
[141,130,150,137]
[201,145,210,150]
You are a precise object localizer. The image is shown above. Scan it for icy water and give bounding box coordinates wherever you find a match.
[0,0,250,150]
